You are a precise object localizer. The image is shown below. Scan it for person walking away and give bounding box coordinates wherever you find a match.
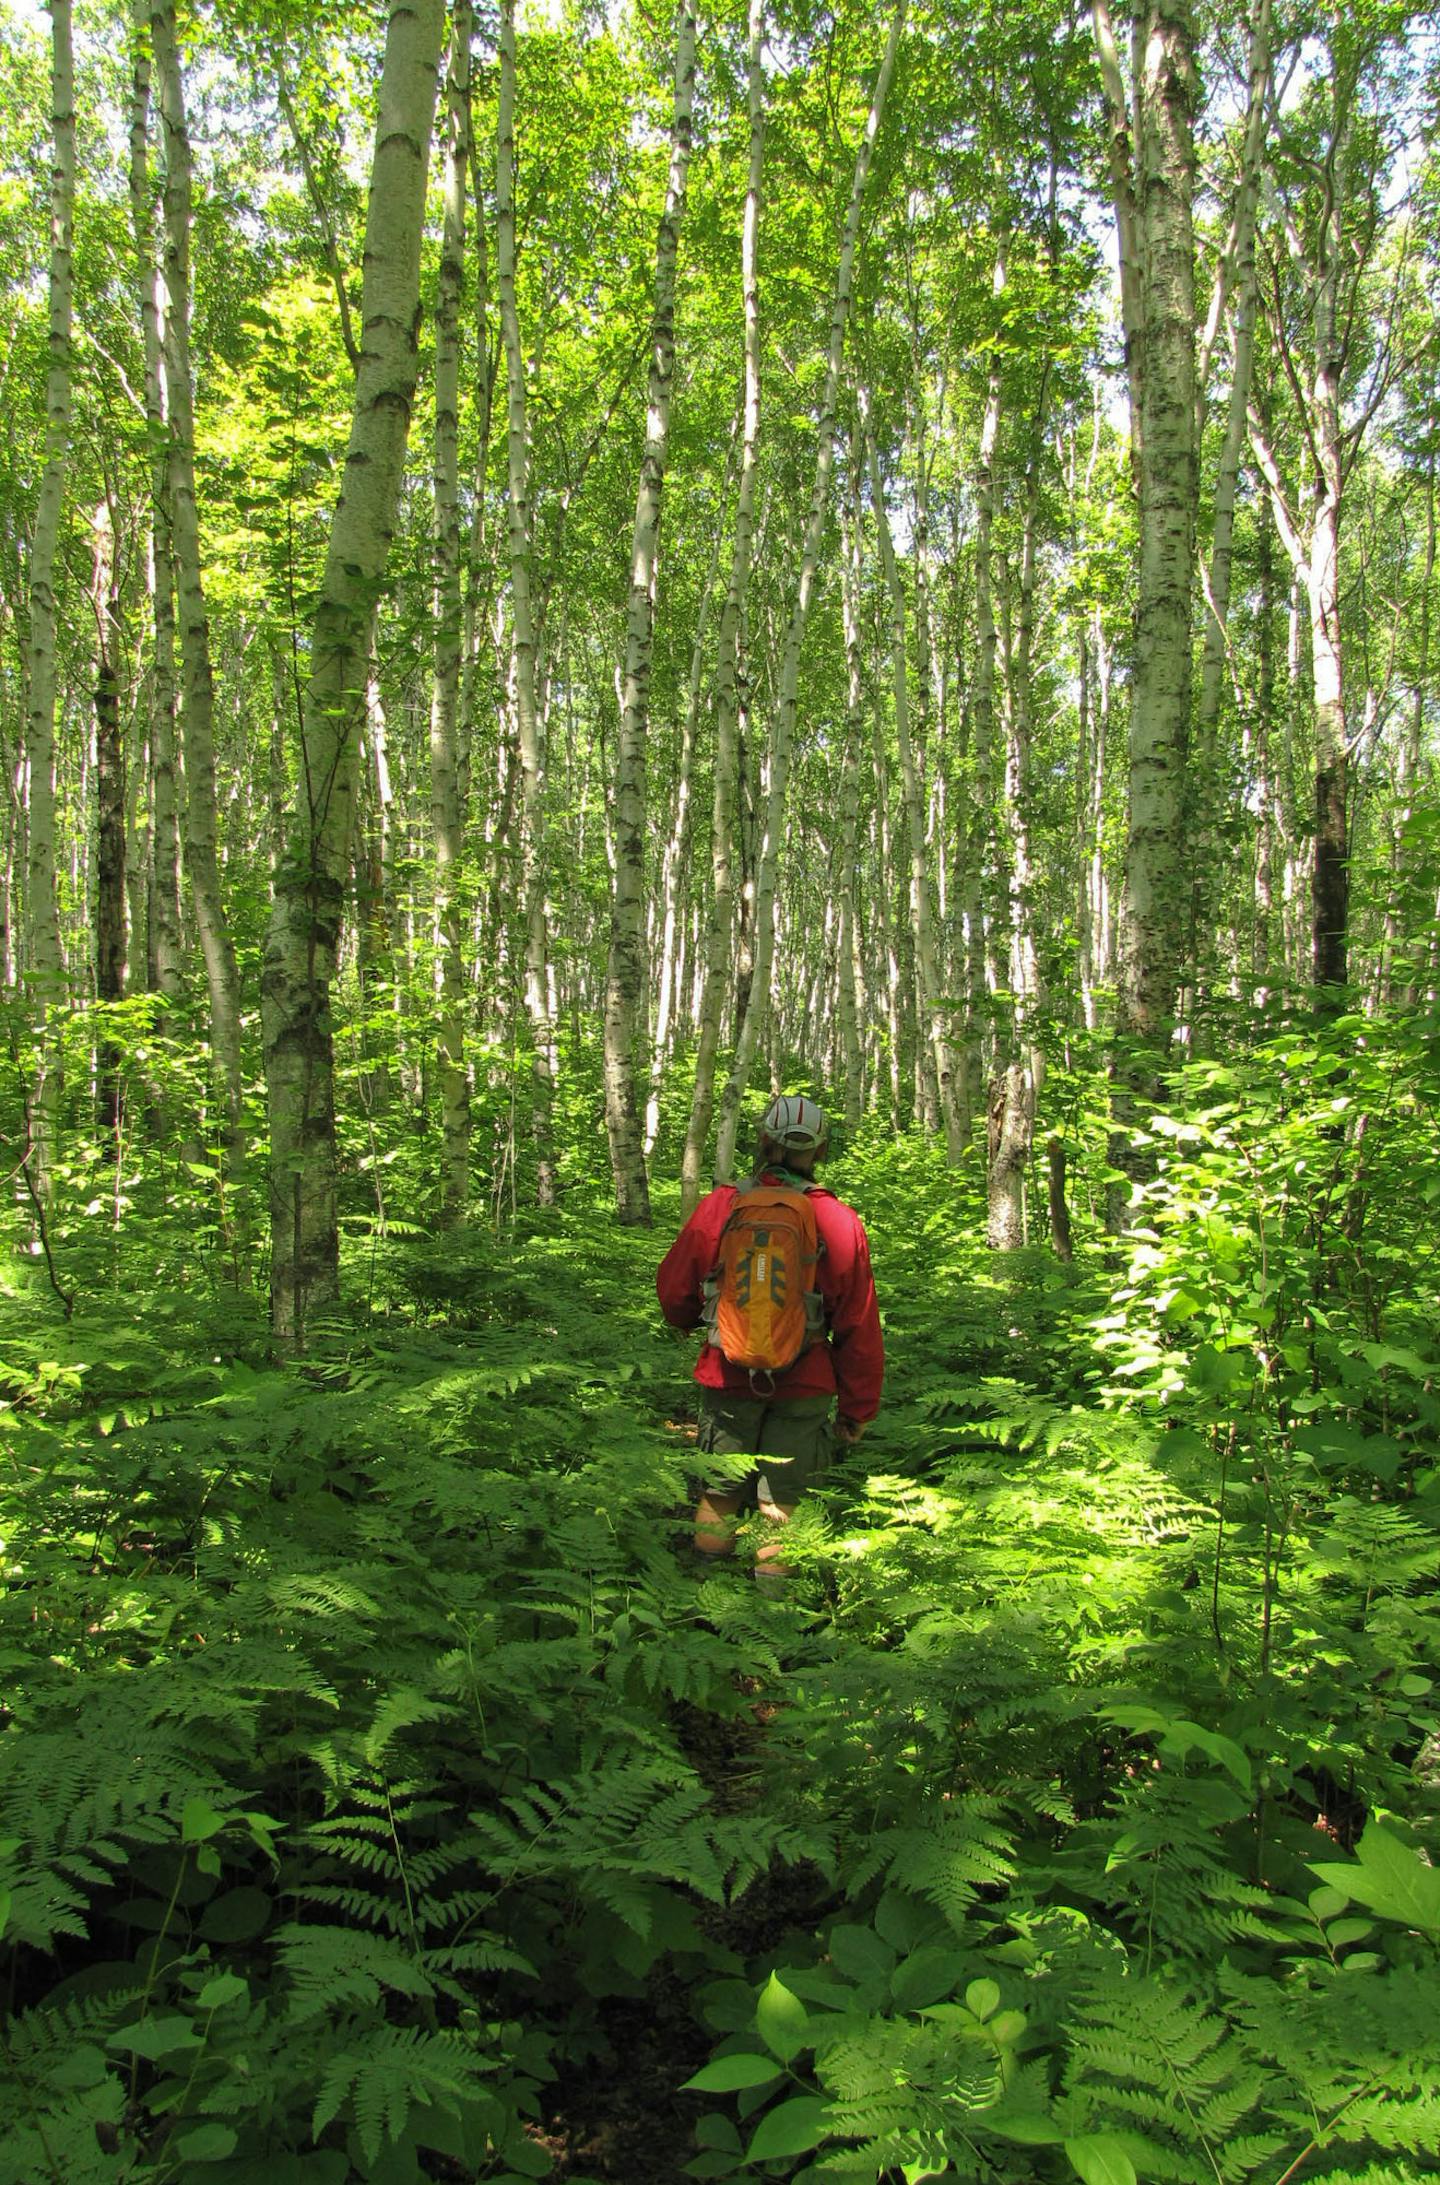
[657,1095,883,1588]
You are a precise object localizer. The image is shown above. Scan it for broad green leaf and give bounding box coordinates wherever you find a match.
[108,2015,204,2062]
[173,2123,238,2162]
[1065,2134,1138,2185]
[683,2051,783,2093]
[965,1979,1000,2021]
[195,1970,248,2011]
[828,1922,896,1985]
[746,2096,831,2162]
[181,1797,228,1845]
[1311,1821,1440,1936]
[756,1972,810,2063]
[985,2113,1064,2145]
[890,1945,967,2011]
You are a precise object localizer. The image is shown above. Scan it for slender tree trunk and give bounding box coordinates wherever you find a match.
[1116,0,1198,1047]
[21,0,76,1203]
[430,0,472,1227]
[987,1059,1031,1249]
[127,0,183,1004]
[497,0,557,1200]
[603,0,697,1224]
[93,500,127,1126]
[680,0,765,1217]
[836,471,865,1129]
[713,1,904,1180]
[1190,0,1270,978]
[863,407,964,1158]
[154,0,246,1175]
[645,484,725,1157]
[261,0,445,1340]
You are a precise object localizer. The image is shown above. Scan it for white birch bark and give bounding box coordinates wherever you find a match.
[644,487,725,1158]
[21,0,75,1201]
[1126,0,1198,1042]
[680,0,765,1218]
[127,0,183,1002]
[603,0,697,1224]
[497,0,558,1200]
[712,0,905,1182]
[863,409,964,1159]
[153,0,246,1173]
[261,0,445,1339]
[430,0,472,1226]
[836,472,865,1129]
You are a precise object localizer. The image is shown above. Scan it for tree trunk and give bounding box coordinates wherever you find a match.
[1114,0,1198,1047]
[496,0,557,1200]
[835,471,865,1129]
[127,0,184,1004]
[603,0,697,1224]
[680,0,765,1218]
[154,0,246,1177]
[93,499,127,1126]
[430,0,472,1227]
[987,1061,1031,1250]
[712,0,904,1181]
[645,481,725,1157]
[21,0,76,1202]
[863,408,964,1159]
[261,0,445,1341]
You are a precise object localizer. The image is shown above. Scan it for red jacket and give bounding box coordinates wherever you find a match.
[656,1174,884,1423]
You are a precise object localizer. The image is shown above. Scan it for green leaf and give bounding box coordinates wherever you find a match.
[199,1886,273,1943]
[181,1797,228,1844]
[756,1972,810,2064]
[173,2123,239,2162]
[195,1971,248,2011]
[108,2015,204,2062]
[828,1922,896,1985]
[683,2052,783,2093]
[745,2097,831,2162]
[1065,2134,1137,2185]
[1311,1821,1440,1936]
[985,2114,1064,2146]
[890,1945,966,2011]
[965,1979,1000,2022]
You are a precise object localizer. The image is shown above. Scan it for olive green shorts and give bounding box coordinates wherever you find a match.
[696,1391,833,1509]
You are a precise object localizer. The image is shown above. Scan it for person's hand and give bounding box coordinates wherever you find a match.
[835,1416,868,1445]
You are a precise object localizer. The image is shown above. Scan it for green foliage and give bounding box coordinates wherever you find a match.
[5,1045,1440,2180]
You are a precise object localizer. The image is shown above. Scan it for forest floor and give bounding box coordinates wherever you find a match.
[3,1124,1440,2184]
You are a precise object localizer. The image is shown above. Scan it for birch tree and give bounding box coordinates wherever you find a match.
[711,0,905,1183]
[680,0,765,1217]
[497,0,557,1201]
[431,0,472,1227]
[20,0,75,1200]
[602,0,697,1224]
[1093,0,1199,1050]
[153,0,245,1174]
[261,0,445,1339]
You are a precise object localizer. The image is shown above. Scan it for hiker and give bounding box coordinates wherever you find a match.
[657,1095,884,1586]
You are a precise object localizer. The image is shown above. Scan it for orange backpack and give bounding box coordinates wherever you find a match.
[704,1185,826,1389]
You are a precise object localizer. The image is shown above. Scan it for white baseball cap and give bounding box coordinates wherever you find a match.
[760,1093,828,1152]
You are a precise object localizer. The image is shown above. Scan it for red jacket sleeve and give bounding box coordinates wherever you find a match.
[825,1210,884,1424]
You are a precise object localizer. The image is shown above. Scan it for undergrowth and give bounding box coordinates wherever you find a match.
[3,1025,1439,2184]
